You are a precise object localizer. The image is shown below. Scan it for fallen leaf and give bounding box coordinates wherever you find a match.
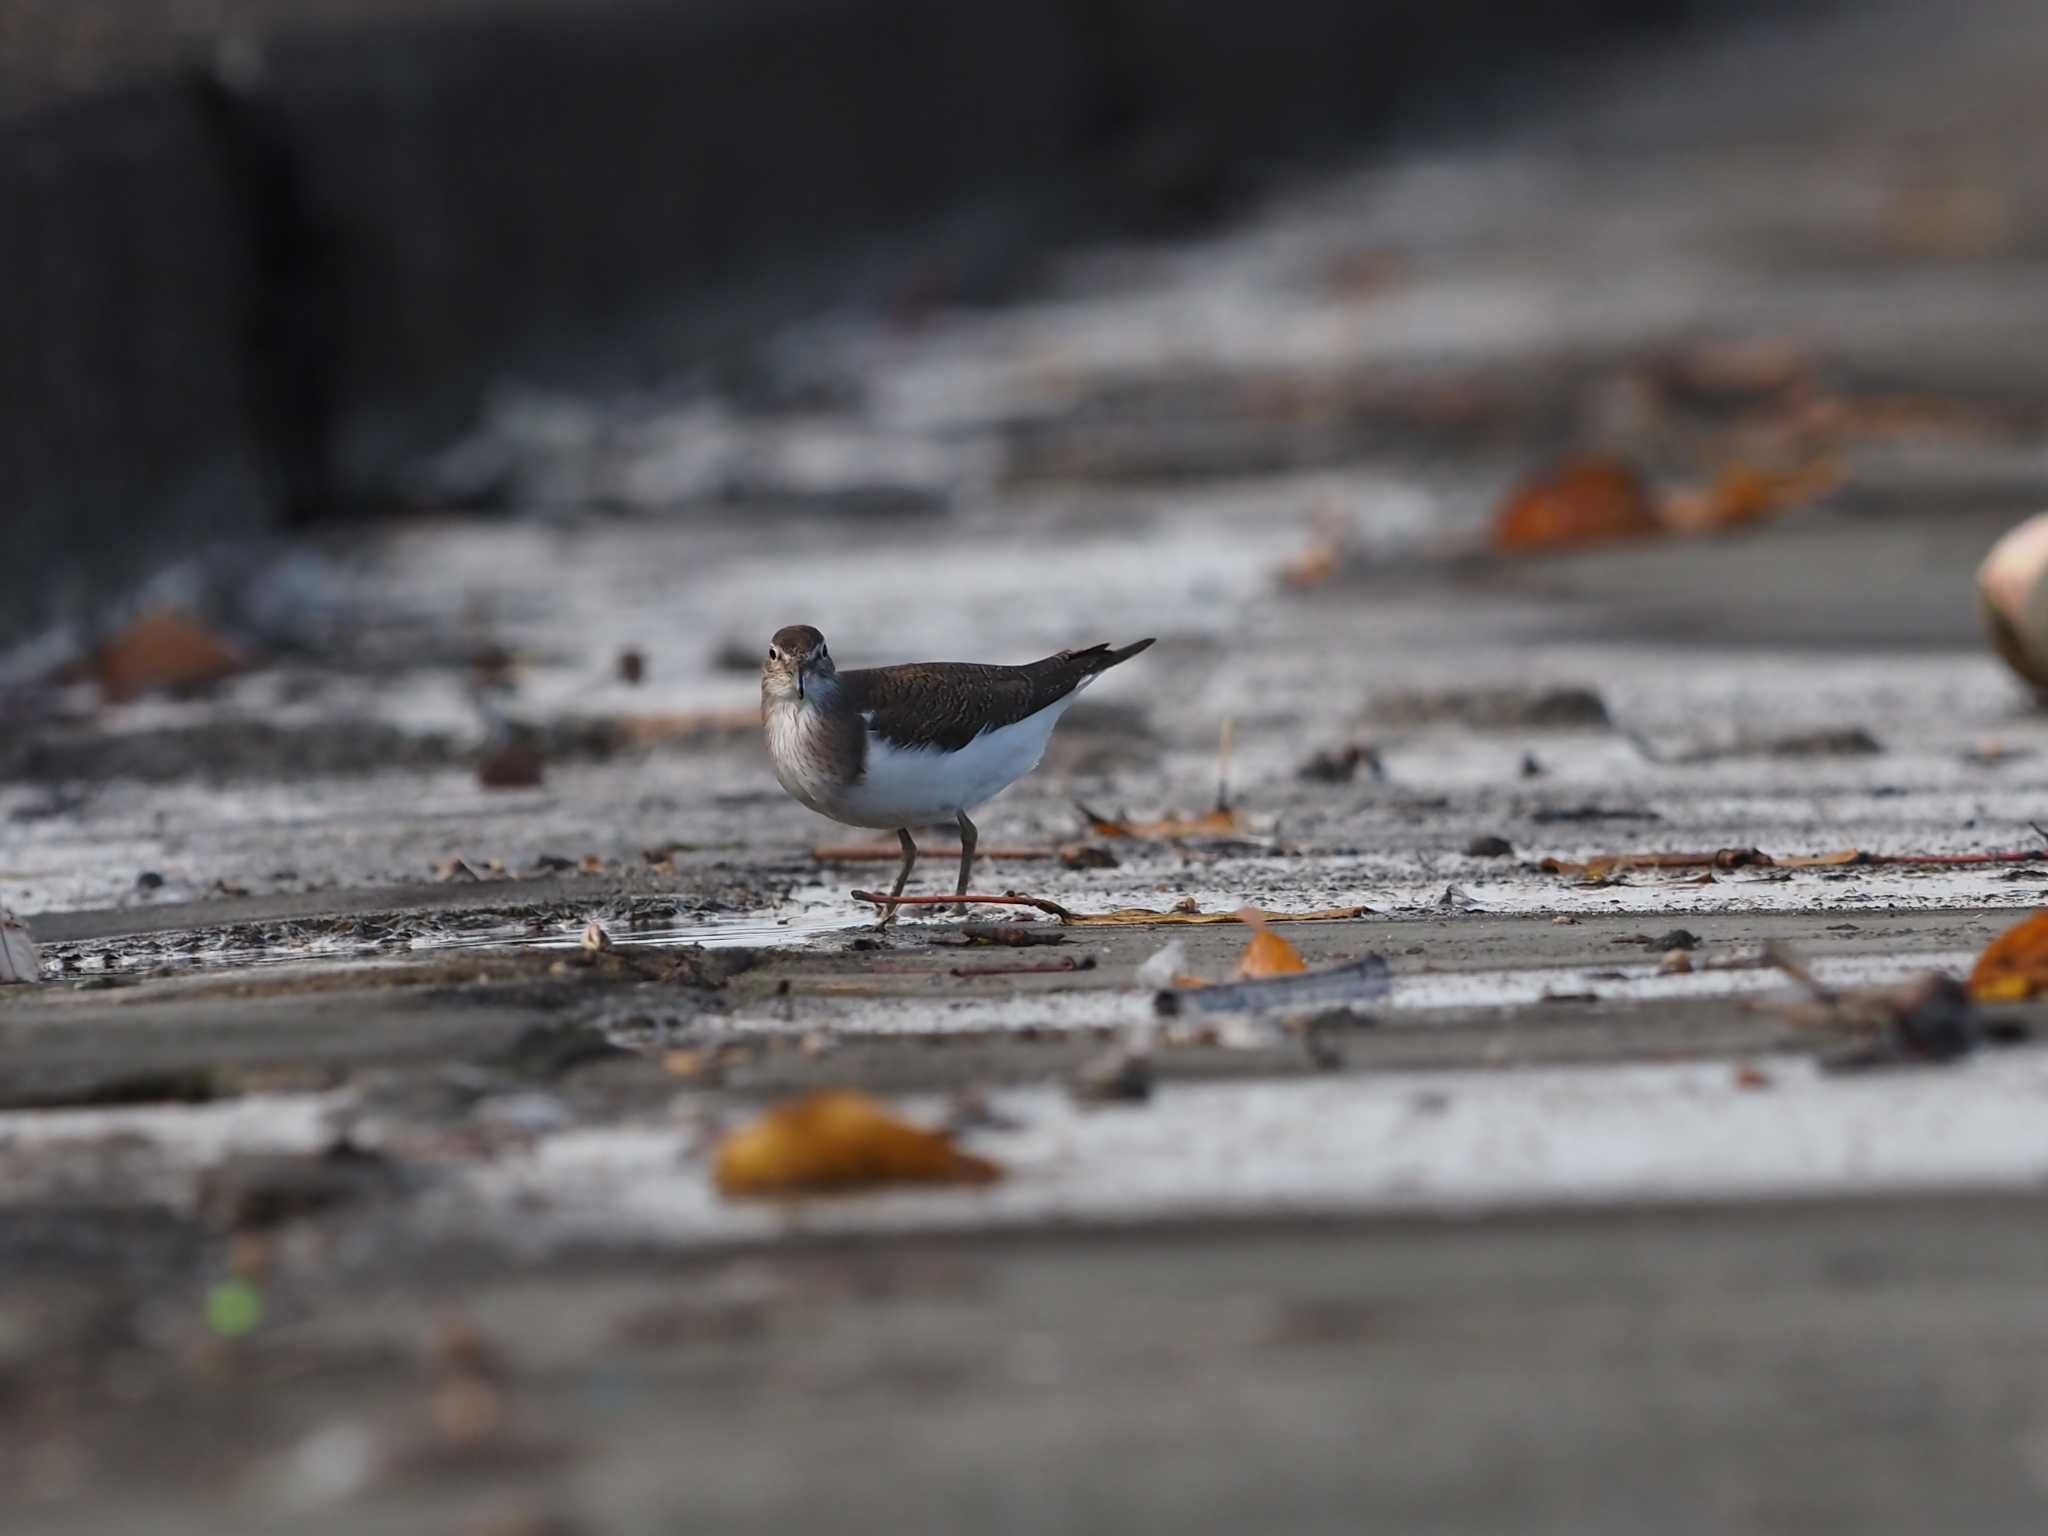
[1234,908,1307,978]
[1076,802,1247,840]
[713,1091,1001,1197]
[93,609,242,702]
[1969,910,2048,1001]
[1658,460,1840,534]
[477,743,545,789]
[1491,458,1660,552]
[1777,849,1865,868]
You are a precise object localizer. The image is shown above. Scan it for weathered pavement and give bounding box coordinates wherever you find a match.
[11,1,2048,1529]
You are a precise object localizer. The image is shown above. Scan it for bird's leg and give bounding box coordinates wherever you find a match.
[954,810,978,913]
[879,828,918,928]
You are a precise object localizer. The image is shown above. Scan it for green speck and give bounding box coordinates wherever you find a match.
[206,1279,264,1337]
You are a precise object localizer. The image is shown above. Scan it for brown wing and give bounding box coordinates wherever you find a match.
[841,640,1153,754]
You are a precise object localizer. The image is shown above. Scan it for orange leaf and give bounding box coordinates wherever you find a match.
[1659,460,1841,534]
[713,1091,1002,1198]
[93,609,242,702]
[1491,459,1660,553]
[1776,849,1865,868]
[1234,907,1307,978]
[1968,910,2048,1002]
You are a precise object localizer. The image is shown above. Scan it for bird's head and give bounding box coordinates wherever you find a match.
[762,624,834,702]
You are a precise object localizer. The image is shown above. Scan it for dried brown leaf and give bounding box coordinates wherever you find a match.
[1658,460,1840,534]
[94,609,242,702]
[1491,458,1660,553]
[1969,910,2048,1002]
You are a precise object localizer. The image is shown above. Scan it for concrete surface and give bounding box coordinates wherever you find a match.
[9,0,2048,1530]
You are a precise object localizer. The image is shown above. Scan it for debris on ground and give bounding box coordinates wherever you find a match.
[1233,909,1308,978]
[1527,804,1659,824]
[616,648,647,684]
[955,923,1066,948]
[1058,844,1120,869]
[1658,460,1839,534]
[713,1090,1002,1197]
[1545,843,2048,879]
[476,741,546,789]
[1491,458,1660,552]
[90,608,244,702]
[1808,974,1998,1072]
[1635,726,1883,763]
[1297,743,1384,783]
[850,891,1370,924]
[1368,685,1610,730]
[952,955,1094,977]
[0,909,38,984]
[1154,953,1392,1018]
[1069,1045,1154,1104]
[1968,909,2048,1000]
[1465,835,1514,857]
[580,920,612,953]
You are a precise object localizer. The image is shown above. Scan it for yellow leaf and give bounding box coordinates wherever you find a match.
[714,1091,1001,1198]
[1968,910,2048,1002]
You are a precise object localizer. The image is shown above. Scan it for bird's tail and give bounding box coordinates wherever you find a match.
[1074,637,1156,676]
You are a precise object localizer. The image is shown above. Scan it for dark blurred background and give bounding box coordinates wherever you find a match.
[2,0,1756,649]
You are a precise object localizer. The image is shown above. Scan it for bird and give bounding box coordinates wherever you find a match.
[761,624,1155,923]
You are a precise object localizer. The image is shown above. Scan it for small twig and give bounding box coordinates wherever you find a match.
[952,956,1095,978]
[853,890,1077,919]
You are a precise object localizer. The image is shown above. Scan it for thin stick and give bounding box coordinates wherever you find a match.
[952,957,1092,977]
[853,890,1075,919]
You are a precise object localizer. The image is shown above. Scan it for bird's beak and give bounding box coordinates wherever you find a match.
[795,658,806,700]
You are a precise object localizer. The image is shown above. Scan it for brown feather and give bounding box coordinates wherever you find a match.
[841,639,1154,754]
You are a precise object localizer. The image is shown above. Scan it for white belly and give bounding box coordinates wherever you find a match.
[824,695,1077,830]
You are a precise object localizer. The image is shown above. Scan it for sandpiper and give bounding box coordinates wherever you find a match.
[761,625,1155,922]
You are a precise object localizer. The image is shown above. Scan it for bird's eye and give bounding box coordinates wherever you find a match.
[768,647,780,662]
